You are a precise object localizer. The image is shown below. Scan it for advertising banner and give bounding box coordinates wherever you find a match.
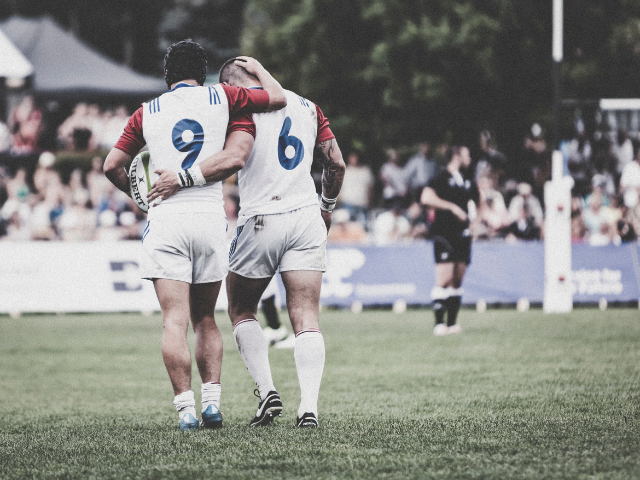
[0,241,638,313]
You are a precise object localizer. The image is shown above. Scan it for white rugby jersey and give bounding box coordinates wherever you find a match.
[115,83,268,216]
[237,89,334,217]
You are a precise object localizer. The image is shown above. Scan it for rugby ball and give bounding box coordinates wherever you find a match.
[129,151,151,212]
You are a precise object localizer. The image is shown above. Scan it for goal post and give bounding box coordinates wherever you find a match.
[543,150,574,313]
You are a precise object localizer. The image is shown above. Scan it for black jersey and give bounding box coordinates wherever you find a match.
[427,169,479,237]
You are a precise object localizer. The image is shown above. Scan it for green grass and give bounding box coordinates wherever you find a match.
[1,308,639,479]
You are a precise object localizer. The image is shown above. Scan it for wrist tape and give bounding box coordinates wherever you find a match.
[320,194,337,212]
[177,165,206,188]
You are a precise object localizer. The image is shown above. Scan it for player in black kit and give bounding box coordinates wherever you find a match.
[421,146,479,335]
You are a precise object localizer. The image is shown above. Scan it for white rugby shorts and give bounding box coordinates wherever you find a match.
[229,205,327,278]
[140,212,228,284]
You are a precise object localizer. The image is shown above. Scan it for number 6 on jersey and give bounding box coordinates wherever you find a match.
[278,116,304,170]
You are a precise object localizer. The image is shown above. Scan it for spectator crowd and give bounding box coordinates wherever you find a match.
[0,95,639,246]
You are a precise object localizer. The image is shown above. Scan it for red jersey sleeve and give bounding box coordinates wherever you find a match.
[226,113,256,138]
[315,105,335,144]
[221,84,270,115]
[114,107,145,156]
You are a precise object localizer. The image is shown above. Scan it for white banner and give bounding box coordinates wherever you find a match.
[0,241,228,314]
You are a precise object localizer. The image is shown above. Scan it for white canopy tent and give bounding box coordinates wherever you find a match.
[0,28,33,82]
[0,28,34,121]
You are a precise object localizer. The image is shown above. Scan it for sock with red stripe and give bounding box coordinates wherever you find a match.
[233,319,276,400]
[294,329,325,418]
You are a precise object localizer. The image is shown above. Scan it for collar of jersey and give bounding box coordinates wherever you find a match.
[169,83,198,92]
[247,86,264,90]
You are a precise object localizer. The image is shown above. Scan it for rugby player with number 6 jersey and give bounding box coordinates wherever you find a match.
[103,40,286,431]
[148,58,346,428]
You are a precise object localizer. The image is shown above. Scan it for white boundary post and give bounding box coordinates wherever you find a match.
[544,151,573,313]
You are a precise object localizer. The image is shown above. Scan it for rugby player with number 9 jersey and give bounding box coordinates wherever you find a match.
[103,40,286,431]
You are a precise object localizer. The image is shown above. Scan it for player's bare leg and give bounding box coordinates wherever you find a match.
[154,278,198,429]
[434,262,455,288]
[190,281,224,428]
[227,272,282,426]
[281,270,324,427]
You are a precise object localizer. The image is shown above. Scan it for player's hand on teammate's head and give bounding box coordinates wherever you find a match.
[234,56,264,76]
[147,169,180,206]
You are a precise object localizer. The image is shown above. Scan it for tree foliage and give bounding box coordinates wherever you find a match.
[4,0,640,163]
[241,0,640,164]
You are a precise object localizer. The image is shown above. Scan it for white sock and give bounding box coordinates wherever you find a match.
[201,382,221,412]
[233,319,276,400]
[294,329,325,418]
[173,390,196,419]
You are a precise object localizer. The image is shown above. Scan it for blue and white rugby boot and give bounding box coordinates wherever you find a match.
[179,412,199,431]
[200,404,223,429]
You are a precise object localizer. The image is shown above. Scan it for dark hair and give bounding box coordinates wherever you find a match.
[164,39,207,88]
[219,57,258,85]
[445,146,461,163]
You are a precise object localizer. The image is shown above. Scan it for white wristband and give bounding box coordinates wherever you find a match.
[177,165,206,188]
[320,194,337,212]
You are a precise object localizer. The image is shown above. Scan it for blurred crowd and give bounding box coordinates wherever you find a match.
[2,96,131,156]
[327,124,640,246]
[1,96,639,245]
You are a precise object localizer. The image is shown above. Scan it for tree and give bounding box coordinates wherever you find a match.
[241,0,640,166]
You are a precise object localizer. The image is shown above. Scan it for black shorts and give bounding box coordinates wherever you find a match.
[432,234,472,264]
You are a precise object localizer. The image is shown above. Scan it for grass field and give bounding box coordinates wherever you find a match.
[1,307,639,479]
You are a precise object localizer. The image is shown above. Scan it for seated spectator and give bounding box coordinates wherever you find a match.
[475,129,507,187]
[620,147,640,212]
[379,148,408,209]
[29,183,61,240]
[64,169,91,209]
[57,103,92,151]
[473,176,510,239]
[96,105,129,150]
[517,123,548,188]
[327,208,368,243]
[507,182,543,228]
[621,197,640,243]
[0,202,31,241]
[86,156,114,211]
[612,128,634,178]
[585,174,615,207]
[8,95,42,156]
[406,201,430,240]
[571,195,587,242]
[56,188,97,241]
[338,152,374,227]
[32,151,62,198]
[567,123,593,197]
[616,217,636,243]
[504,203,541,241]
[404,142,437,203]
[372,206,411,245]
[583,191,614,245]
[5,167,31,204]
